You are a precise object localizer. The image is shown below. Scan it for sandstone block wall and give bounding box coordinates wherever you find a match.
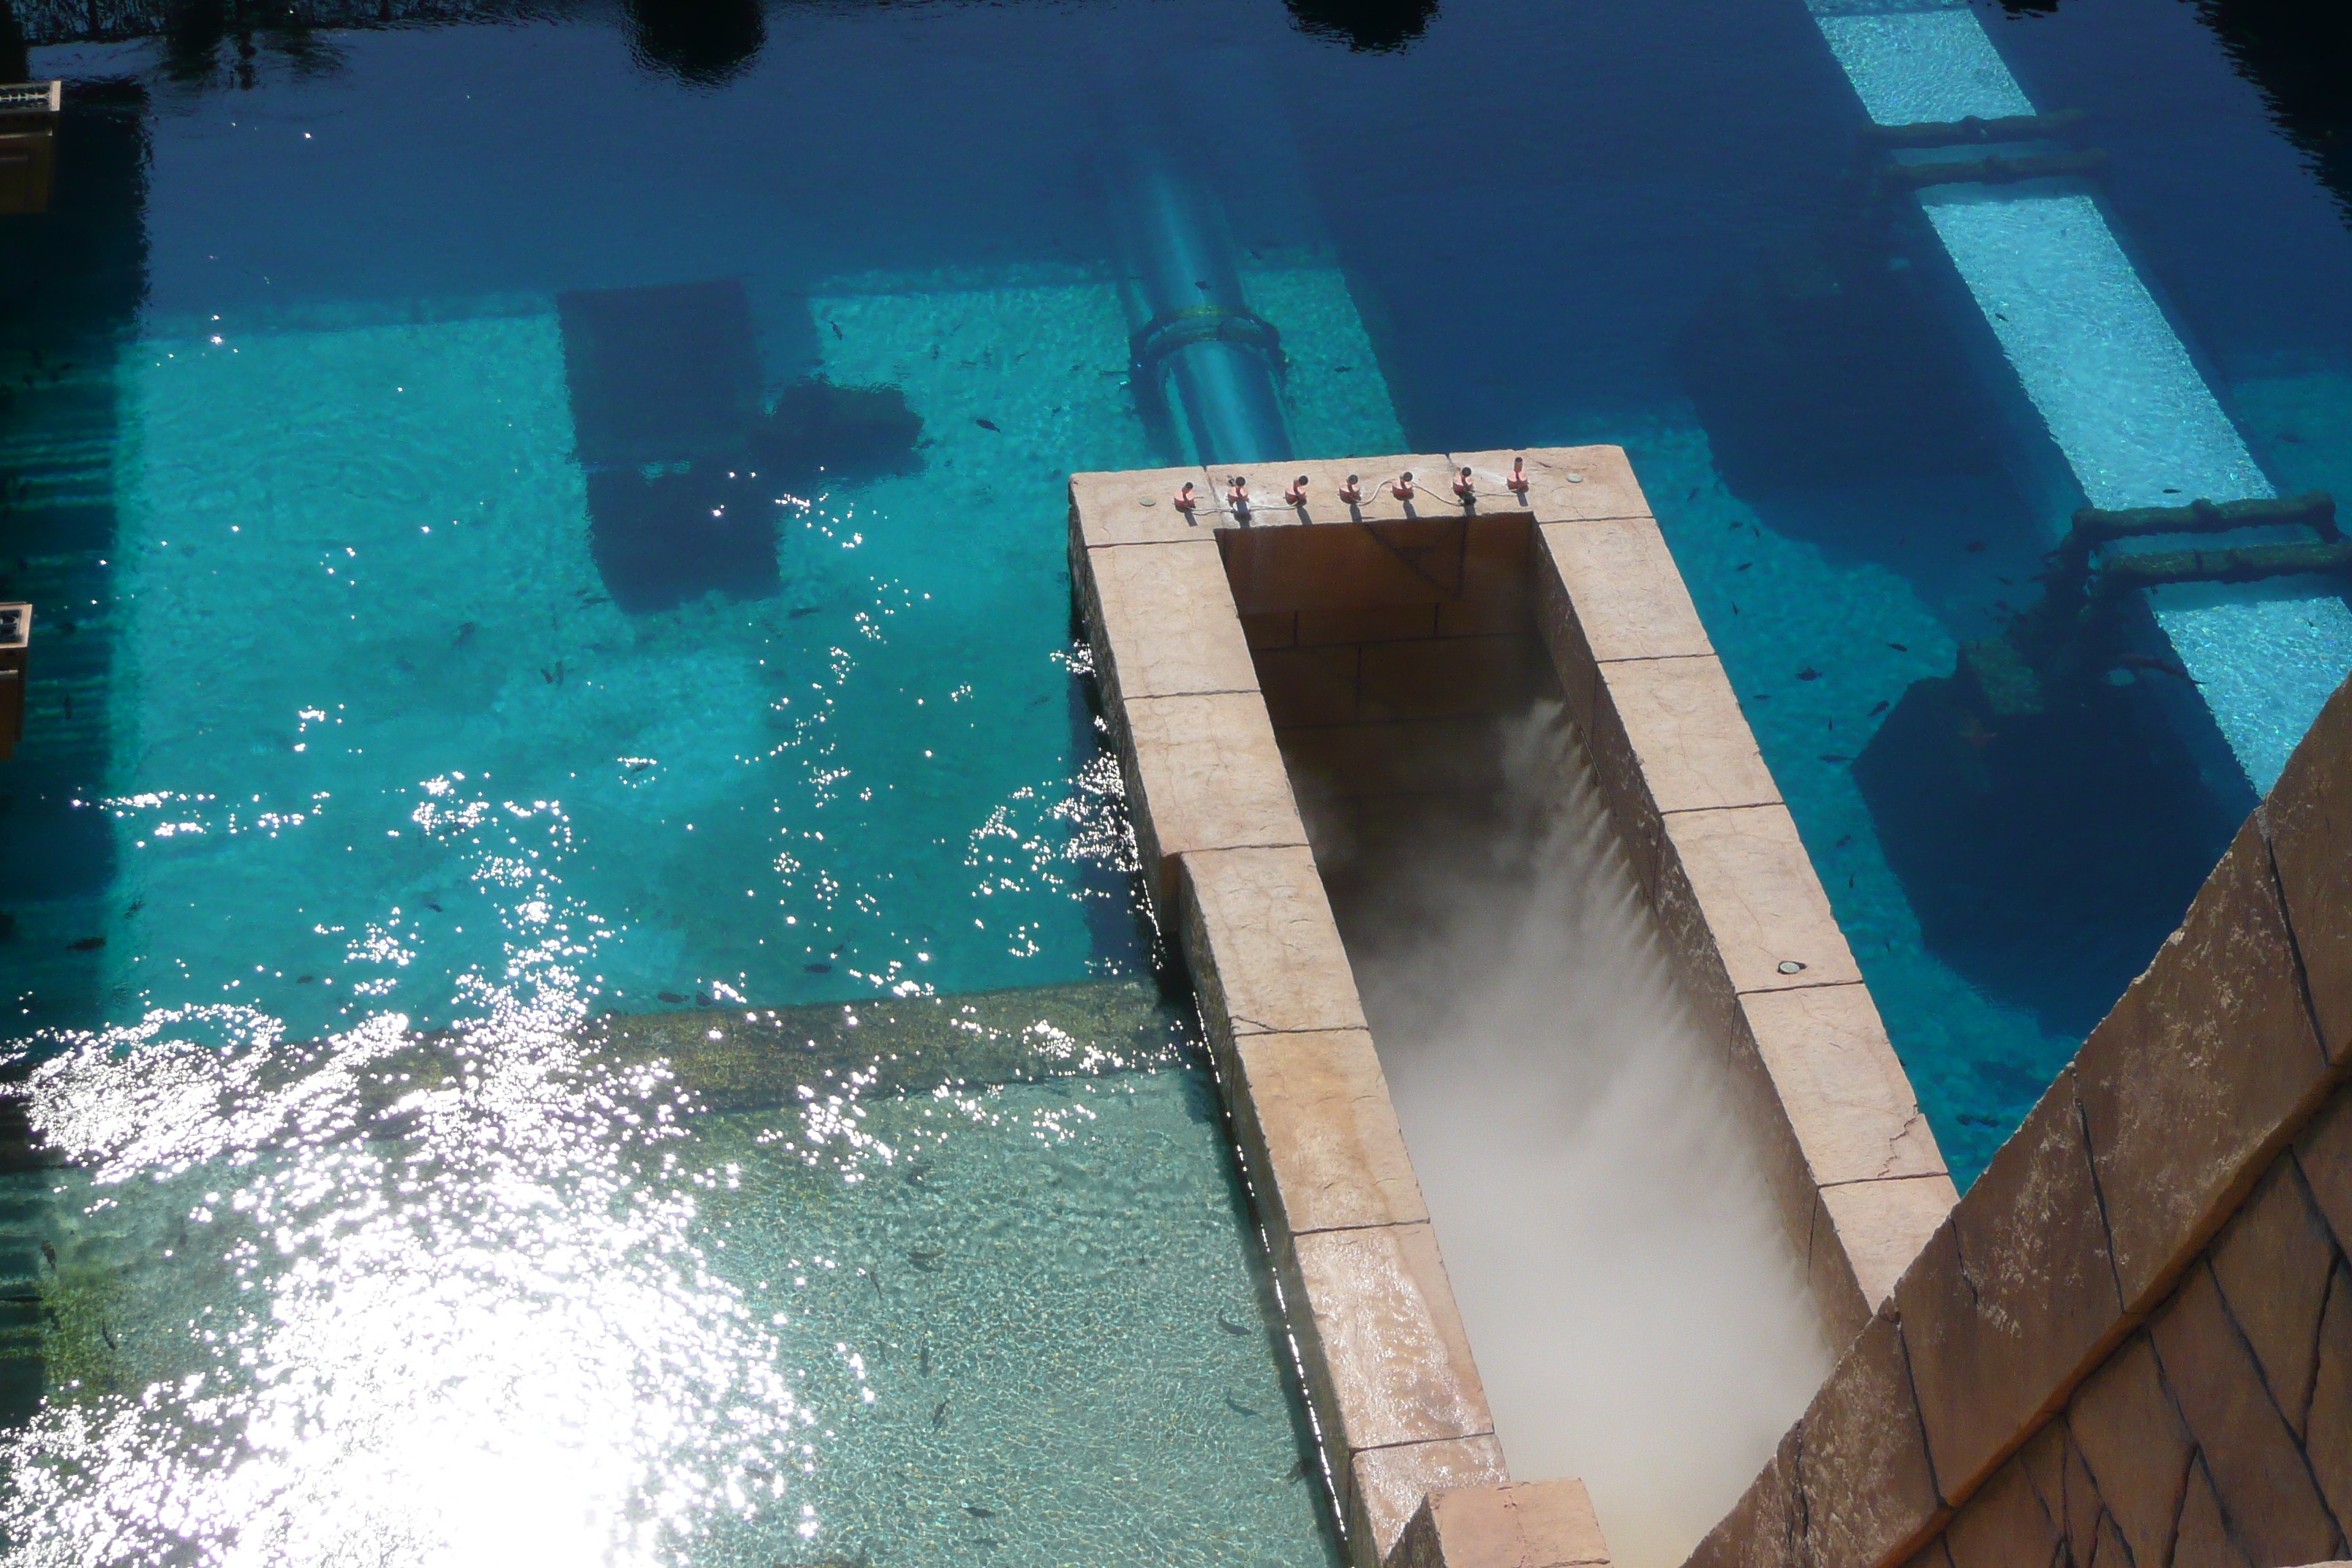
[1684,676,2352,1568]
[1071,447,1953,1568]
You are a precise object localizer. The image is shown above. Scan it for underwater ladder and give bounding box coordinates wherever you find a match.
[1808,0,2352,791]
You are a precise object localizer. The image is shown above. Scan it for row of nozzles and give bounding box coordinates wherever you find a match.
[1173,457,1534,519]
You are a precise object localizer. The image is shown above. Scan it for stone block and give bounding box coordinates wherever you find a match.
[1291,1222,1494,1458]
[1225,1028,1429,1240]
[1224,515,1464,615]
[1070,464,1213,549]
[1432,515,1538,639]
[1896,1068,2120,1495]
[2076,817,2332,1314]
[2065,1332,2193,1568]
[1280,718,1509,801]
[1537,516,1713,665]
[1683,1422,1803,1568]
[1122,692,1308,915]
[2260,674,2352,1063]
[1079,538,1259,712]
[2298,1075,2352,1253]
[1797,1306,1945,1568]
[1654,803,1863,1044]
[1259,644,1364,729]
[1588,655,1779,897]
[1360,635,1545,725]
[1451,446,1654,524]
[1300,602,1441,647]
[2309,1264,2352,1529]
[2172,1455,2254,1568]
[1812,1175,1957,1344]
[1387,1477,1613,1568]
[2207,1161,2338,1434]
[1735,984,1947,1195]
[1940,1455,2060,1568]
[1179,845,1369,1047]
[2147,1262,2344,1566]
[2010,1420,2087,1554]
[1243,609,1299,650]
[1351,1436,1509,1568]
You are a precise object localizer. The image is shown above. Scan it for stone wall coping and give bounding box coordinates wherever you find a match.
[1527,505,1953,1344]
[1683,675,2352,1568]
[1389,1477,1616,1568]
[1071,447,1948,1568]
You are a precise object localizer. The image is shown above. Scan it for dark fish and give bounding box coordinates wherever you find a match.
[1216,1312,1251,1337]
[296,974,314,984]
[1796,667,1820,682]
[1749,693,1771,702]
[1286,1457,1310,1484]
[1736,561,1752,572]
[1996,575,2013,586]
[964,1505,995,1519]
[1869,701,1889,717]
[868,1269,883,1297]
[39,1241,56,1269]
[1886,642,1908,653]
[789,606,821,619]
[1224,1396,1260,1417]
[425,902,443,913]
[805,962,832,974]
[125,897,144,915]
[1333,364,1354,372]
[932,1398,949,1428]
[99,1322,116,1352]
[453,622,477,647]
[907,1248,943,1269]
[2114,652,2200,685]
[68,935,105,951]
[831,321,843,339]
[919,1344,931,1376]
[1820,753,1852,764]
[1687,487,1700,501]
[1964,540,1987,553]
[1731,603,1740,614]
[658,990,687,1004]
[1834,834,1852,849]
[974,418,1000,432]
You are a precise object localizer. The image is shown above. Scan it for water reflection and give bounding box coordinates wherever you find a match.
[4,979,811,1565]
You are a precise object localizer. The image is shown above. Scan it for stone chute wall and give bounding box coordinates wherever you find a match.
[1073,448,1953,1568]
[1684,676,2352,1568]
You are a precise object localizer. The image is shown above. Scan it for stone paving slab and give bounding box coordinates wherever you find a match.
[1120,691,1310,916]
[1077,536,1261,712]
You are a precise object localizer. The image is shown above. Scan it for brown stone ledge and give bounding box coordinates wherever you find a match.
[1683,676,2352,1568]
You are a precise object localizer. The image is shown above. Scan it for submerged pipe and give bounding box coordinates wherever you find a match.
[1115,154,1293,470]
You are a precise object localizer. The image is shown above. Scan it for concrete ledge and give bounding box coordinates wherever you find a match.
[1387,1477,1615,1568]
[1221,1028,1431,1240]
[1289,1221,1495,1456]
[1076,537,1261,712]
[1177,845,1368,1047]
[1120,693,1308,915]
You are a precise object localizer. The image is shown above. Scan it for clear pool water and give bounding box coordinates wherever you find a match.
[3,0,2351,1557]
